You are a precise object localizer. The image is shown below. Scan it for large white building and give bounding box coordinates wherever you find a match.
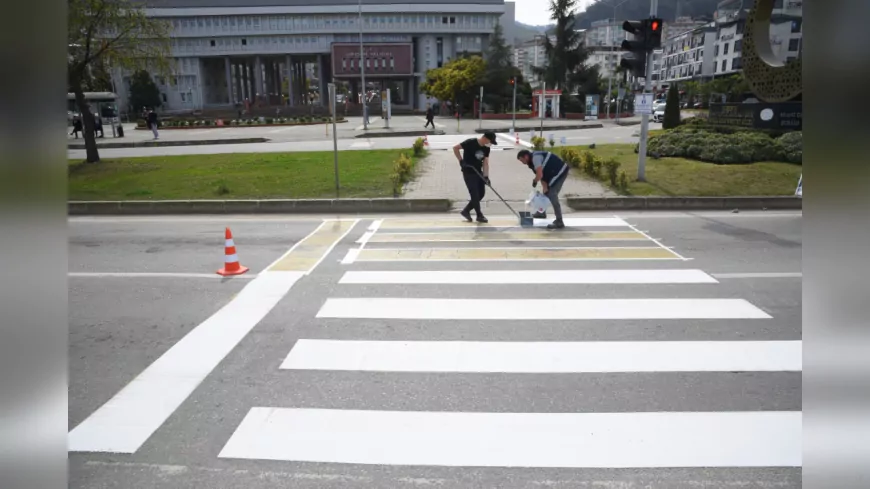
[112,0,510,113]
[512,35,551,85]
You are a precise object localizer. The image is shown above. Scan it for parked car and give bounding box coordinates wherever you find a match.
[653,107,665,123]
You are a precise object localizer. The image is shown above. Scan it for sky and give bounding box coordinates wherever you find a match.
[512,0,595,27]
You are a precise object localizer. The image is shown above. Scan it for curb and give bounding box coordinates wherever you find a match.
[355,130,445,139]
[476,124,604,134]
[567,196,802,211]
[135,120,348,130]
[68,198,453,215]
[68,137,269,149]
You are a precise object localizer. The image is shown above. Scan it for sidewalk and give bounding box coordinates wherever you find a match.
[403,147,615,212]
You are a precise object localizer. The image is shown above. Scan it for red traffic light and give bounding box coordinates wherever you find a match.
[509,78,515,85]
[650,20,660,31]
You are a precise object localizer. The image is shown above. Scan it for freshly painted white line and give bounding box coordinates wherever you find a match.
[341,248,360,265]
[218,408,802,468]
[349,141,373,149]
[537,217,628,227]
[282,339,802,373]
[367,219,384,232]
[68,270,304,453]
[713,272,802,279]
[622,220,689,261]
[316,298,772,320]
[69,272,256,279]
[355,231,374,244]
[263,219,359,273]
[495,132,532,148]
[339,269,718,284]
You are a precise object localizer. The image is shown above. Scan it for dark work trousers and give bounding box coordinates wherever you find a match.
[462,171,487,217]
[545,173,567,222]
[424,117,435,128]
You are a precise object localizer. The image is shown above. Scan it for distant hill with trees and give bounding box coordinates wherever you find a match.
[574,0,720,28]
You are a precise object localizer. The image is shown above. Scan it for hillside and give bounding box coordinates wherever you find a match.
[514,21,553,43]
[574,0,720,28]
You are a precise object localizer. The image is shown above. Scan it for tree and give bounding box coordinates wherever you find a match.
[68,0,170,162]
[534,0,600,115]
[420,56,486,114]
[128,70,162,114]
[663,83,681,129]
[482,23,520,113]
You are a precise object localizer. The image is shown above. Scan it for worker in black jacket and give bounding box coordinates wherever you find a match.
[517,149,569,229]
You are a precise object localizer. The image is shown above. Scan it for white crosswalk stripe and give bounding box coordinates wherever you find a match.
[218,216,801,472]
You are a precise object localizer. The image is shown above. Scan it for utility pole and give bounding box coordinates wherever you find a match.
[511,76,517,134]
[358,0,367,130]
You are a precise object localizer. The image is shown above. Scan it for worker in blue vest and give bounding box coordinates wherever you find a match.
[517,149,569,229]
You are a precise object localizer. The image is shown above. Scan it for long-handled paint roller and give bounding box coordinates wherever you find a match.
[462,165,534,227]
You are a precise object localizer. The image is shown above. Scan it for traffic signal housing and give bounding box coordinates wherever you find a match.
[620,20,648,79]
[647,17,663,49]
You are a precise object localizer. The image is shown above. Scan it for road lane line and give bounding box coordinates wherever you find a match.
[356,246,681,261]
[68,270,303,453]
[366,230,646,243]
[282,339,802,373]
[713,272,802,279]
[267,219,359,273]
[69,272,257,279]
[378,217,630,229]
[218,408,801,467]
[316,298,772,320]
[339,269,718,284]
[619,218,690,261]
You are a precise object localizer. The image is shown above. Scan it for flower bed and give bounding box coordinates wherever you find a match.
[136,117,346,129]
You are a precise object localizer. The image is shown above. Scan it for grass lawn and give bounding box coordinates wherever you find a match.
[69,149,422,200]
[566,144,802,197]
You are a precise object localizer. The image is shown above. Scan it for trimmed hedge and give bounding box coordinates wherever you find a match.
[646,127,802,164]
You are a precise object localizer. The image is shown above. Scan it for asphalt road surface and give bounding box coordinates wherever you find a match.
[69,210,802,489]
[67,123,652,159]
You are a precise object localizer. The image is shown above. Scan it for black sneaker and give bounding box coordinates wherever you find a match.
[460,210,472,222]
[547,220,565,230]
[533,212,547,219]
[476,216,489,223]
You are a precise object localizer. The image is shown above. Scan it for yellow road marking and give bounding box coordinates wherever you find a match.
[356,247,681,261]
[368,230,646,243]
[268,220,358,272]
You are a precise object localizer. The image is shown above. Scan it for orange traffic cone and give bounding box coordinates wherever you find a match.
[515,132,520,145]
[217,227,249,276]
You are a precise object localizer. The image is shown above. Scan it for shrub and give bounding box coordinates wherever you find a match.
[265,117,273,124]
[549,137,556,148]
[647,128,790,164]
[559,148,581,169]
[618,170,629,192]
[391,153,414,195]
[663,84,681,129]
[592,159,603,177]
[412,137,425,156]
[215,181,231,196]
[604,159,621,187]
[230,120,239,126]
[531,136,547,150]
[776,131,802,164]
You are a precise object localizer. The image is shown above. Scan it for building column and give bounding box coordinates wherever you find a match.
[317,54,327,106]
[286,54,296,106]
[224,56,233,105]
[254,56,263,104]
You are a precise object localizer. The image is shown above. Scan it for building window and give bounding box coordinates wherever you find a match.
[181,92,186,102]
[721,60,726,72]
[733,57,742,69]
[714,44,719,56]
[161,93,167,103]
[442,16,448,24]
[789,38,800,51]
[210,39,216,47]
[723,43,730,55]
[450,17,456,24]
[735,39,742,52]
[241,38,247,45]
[792,19,802,33]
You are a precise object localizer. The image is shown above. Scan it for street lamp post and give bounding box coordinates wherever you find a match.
[358,0,367,130]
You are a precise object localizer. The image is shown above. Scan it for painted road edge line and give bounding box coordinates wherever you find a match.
[68,272,257,279]
[339,269,719,285]
[218,408,802,468]
[316,298,772,320]
[619,217,690,261]
[68,270,304,454]
[281,339,802,373]
[341,248,360,265]
[713,272,803,279]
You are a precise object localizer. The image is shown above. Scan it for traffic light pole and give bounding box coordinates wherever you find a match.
[636,0,658,182]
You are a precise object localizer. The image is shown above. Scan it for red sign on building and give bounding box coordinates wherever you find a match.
[331,43,414,77]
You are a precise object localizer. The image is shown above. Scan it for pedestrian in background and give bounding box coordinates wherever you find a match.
[146,108,159,140]
[424,104,435,129]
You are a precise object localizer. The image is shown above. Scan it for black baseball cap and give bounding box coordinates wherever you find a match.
[482,131,498,145]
